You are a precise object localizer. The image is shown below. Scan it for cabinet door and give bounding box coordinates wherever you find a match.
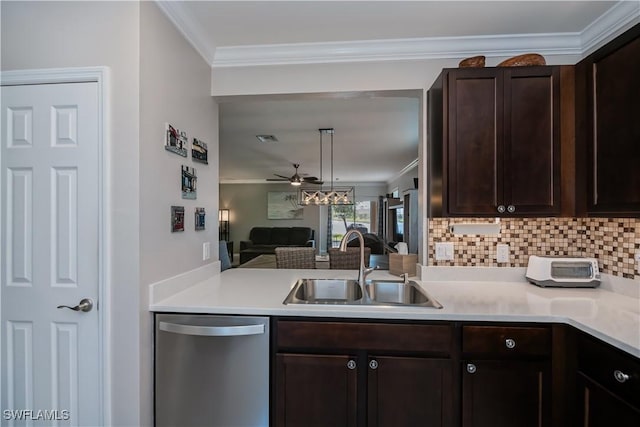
[276,353,357,427]
[462,360,550,427]
[577,373,640,427]
[368,356,454,427]
[503,67,560,215]
[586,34,640,214]
[446,68,504,215]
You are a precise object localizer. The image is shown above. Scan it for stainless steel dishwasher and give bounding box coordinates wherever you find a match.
[155,314,270,427]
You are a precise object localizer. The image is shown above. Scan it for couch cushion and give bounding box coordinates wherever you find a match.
[290,227,312,245]
[249,227,272,245]
[246,245,278,254]
[270,227,292,245]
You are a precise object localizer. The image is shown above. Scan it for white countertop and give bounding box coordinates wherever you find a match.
[150,267,640,358]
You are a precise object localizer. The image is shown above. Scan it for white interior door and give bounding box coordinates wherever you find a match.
[1,82,101,426]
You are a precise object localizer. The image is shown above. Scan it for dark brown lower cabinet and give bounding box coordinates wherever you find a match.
[274,320,455,427]
[574,333,640,427]
[461,360,550,427]
[276,353,454,427]
[577,373,640,427]
[273,320,640,427]
[276,353,357,427]
[367,356,454,427]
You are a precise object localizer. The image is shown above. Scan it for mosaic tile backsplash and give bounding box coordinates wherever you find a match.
[428,218,639,280]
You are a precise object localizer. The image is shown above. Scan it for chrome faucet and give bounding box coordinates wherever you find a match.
[338,229,376,286]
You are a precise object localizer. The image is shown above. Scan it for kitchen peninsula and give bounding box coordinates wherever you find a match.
[151,268,639,356]
[150,267,640,427]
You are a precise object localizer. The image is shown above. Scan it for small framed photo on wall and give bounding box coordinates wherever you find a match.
[165,123,188,157]
[181,165,197,199]
[192,138,208,164]
[171,206,185,232]
[195,207,206,231]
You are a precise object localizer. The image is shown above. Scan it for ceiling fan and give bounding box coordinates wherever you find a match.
[266,163,323,186]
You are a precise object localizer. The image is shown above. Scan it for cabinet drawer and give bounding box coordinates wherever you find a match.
[462,325,551,358]
[578,334,640,408]
[277,320,452,355]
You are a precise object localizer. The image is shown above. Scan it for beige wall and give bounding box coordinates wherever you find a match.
[139,2,219,285]
[220,182,388,255]
[1,1,219,424]
[211,54,583,97]
[139,2,219,425]
[387,165,419,195]
[219,183,321,252]
[1,1,142,425]
[212,53,581,265]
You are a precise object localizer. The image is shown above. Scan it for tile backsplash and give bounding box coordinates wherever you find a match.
[428,218,639,280]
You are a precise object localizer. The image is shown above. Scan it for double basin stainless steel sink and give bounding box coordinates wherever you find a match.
[283,278,443,308]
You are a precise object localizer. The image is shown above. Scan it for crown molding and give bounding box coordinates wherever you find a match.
[219,179,389,186]
[387,158,419,185]
[155,0,216,65]
[212,32,582,67]
[157,0,639,68]
[580,0,640,56]
[219,179,289,185]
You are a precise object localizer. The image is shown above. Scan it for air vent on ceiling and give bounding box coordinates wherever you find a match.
[256,135,278,143]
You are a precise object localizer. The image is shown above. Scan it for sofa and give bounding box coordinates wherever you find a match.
[240,227,315,264]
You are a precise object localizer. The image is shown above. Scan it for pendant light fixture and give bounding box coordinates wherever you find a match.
[298,128,355,206]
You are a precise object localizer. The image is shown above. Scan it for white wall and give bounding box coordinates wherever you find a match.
[211,54,582,97]
[1,1,142,425]
[139,2,219,425]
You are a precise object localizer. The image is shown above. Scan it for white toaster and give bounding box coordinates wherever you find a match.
[525,255,601,288]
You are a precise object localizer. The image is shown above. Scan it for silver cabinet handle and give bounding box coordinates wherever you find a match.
[159,321,264,337]
[467,363,477,374]
[507,205,516,213]
[347,360,357,370]
[369,360,378,370]
[57,298,93,313]
[497,205,506,213]
[614,370,630,383]
[505,338,516,349]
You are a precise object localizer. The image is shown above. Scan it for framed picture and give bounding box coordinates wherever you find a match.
[267,191,303,219]
[182,165,197,199]
[194,207,206,230]
[165,123,187,157]
[192,138,208,164]
[171,206,185,232]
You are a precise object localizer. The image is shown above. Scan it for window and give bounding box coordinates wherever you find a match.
[395,206,404,238]
[330,201,372,247]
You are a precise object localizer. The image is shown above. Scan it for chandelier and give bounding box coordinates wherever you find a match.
[298,128,355,206]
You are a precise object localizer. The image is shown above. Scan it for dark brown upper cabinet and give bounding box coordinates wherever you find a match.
[575,23,640,217]
[428,65,575,217]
